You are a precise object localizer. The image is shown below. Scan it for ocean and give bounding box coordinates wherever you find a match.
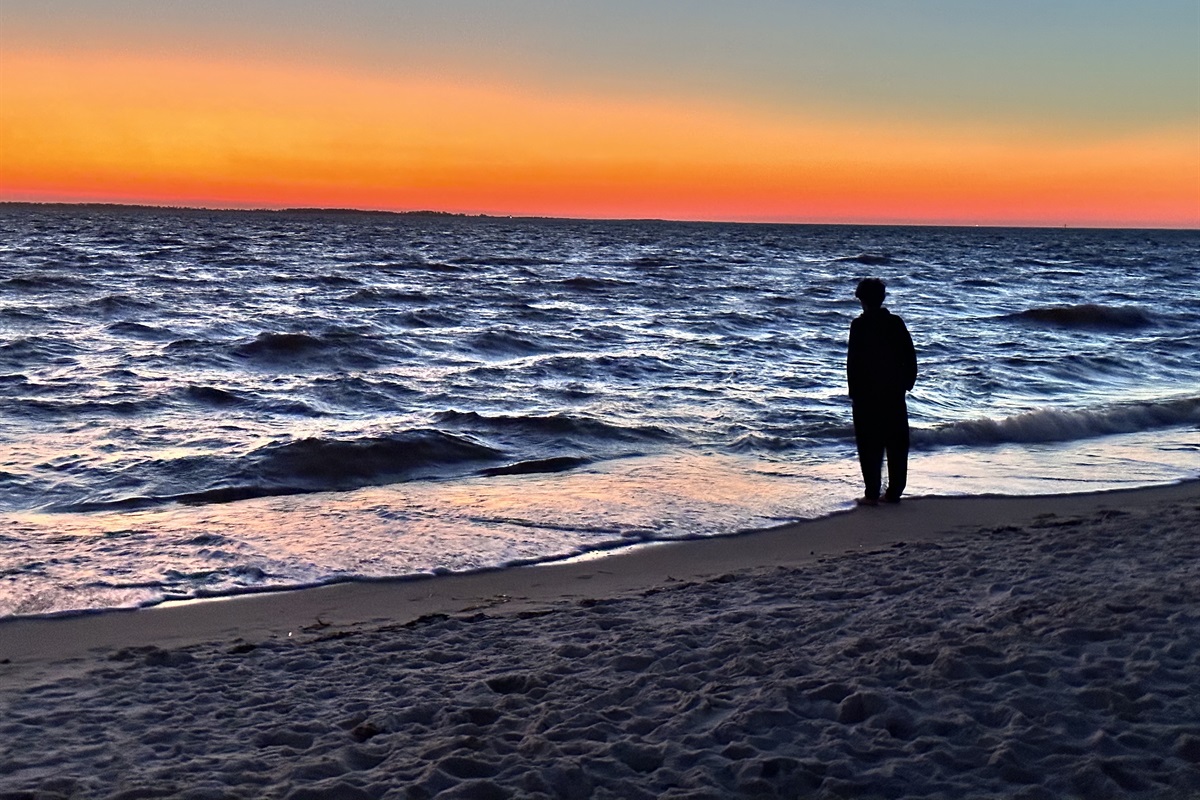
[2,205,1197,617]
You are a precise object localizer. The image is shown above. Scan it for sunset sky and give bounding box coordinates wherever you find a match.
[2,1,1198,226]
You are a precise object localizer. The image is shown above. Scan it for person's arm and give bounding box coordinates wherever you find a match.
[847,319,863,398]
[898,319,917,391]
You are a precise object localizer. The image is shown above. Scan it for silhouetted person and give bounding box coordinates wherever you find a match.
[847,278,917,505]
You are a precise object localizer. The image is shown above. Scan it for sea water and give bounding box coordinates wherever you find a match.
[1,206,1197,616]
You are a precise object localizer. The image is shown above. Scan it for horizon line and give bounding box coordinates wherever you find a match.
[1,200,1196,232]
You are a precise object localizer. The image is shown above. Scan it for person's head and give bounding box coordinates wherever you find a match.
[855,278,886,310]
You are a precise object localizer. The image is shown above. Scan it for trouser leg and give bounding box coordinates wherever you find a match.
[883,396,910,499]
[852,402,884,499]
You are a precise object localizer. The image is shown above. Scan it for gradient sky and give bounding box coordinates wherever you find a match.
[3,1,1198,225]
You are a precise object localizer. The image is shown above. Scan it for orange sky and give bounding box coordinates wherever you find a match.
[2,47,1197,226]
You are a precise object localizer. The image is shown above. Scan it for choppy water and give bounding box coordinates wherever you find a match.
[2,205,1197,616]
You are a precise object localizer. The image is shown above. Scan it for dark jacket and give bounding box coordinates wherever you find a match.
[847,307,917,401]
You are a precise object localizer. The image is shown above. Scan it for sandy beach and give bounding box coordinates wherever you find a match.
[2,481,1198,799]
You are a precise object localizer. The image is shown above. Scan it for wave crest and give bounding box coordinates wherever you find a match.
[835,253,896,266]
[231,329,388,368]
[49,430,505,513]
[1004,304,1153,329]
[557,276,636,291]
[253,430,502,485]
[435,410,676,444]
[915,396,1200,448]
[234,332,332,358]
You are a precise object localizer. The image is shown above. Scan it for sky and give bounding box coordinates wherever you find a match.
[2,1,1198,226]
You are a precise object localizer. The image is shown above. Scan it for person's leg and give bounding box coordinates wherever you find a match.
[853,400,884,501]
[883,395,910,502]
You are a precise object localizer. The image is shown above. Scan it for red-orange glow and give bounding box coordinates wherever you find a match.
[2,48,1197,226]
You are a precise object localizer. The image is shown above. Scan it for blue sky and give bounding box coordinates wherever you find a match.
[7,0,1197,131]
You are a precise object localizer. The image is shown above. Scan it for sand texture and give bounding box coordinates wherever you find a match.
[2,486,1199,799]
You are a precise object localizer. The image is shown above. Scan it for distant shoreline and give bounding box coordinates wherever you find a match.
[2,201,1195,232]
[0,201,482,220]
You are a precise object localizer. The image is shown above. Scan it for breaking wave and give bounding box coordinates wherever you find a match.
[249,430,502,484]
[915,396,1200,448]
[50,430,505,512]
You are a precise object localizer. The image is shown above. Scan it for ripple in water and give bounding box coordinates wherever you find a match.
[1,205,1197,615]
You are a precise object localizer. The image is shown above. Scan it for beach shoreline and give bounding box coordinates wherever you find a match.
[2,481,1197,674]
[3,481,1198,798]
